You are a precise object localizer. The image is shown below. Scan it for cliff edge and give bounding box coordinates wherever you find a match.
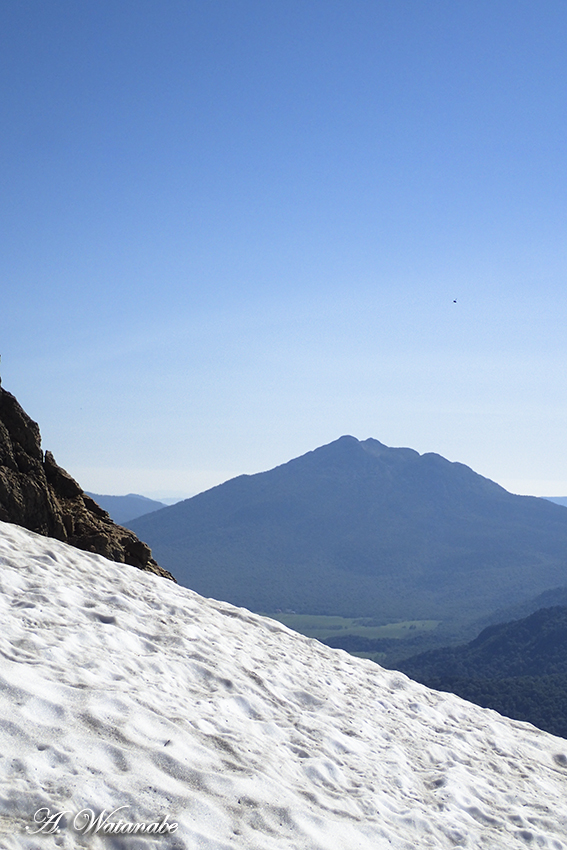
[0,382,175,581]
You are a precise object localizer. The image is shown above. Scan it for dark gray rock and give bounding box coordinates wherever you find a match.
[0,381,175,582]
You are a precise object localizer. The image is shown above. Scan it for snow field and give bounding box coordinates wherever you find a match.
[0,520,566,849]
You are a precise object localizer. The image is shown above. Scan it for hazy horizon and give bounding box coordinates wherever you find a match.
[83,437,567,504]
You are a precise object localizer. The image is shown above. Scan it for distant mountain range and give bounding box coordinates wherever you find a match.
[86,492,166,524]
[397,606,567,738]
[128,436,567,626]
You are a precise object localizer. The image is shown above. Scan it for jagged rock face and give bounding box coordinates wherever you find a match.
[0,383,175,582]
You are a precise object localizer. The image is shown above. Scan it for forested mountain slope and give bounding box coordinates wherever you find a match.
[129,436,567,623]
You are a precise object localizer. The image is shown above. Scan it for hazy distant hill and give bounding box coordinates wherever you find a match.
[473,584,567,630]
[86,492,166,524]
[128,436,567,624]
[543,496,567,507]
[397,606,567,738]
[399,606,567,680]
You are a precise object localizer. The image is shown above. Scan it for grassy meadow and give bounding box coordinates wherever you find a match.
[263,613,440,641]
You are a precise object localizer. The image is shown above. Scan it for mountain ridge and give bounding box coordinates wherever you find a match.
[129,435,567,622]
[396,605,567,738]
[399,605,567,680]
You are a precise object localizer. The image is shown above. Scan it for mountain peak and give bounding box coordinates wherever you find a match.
[129,435,567,622]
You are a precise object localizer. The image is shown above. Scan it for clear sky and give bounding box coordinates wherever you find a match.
[2,0,567,499]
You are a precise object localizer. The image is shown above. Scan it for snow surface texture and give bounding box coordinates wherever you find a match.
[0,521,566,849]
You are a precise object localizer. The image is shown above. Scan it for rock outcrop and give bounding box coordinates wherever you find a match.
[0,382,175,581]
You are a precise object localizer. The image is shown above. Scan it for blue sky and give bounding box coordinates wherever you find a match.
[2,0,567,498]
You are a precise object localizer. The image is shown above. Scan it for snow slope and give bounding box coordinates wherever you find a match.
[0,521,566,850]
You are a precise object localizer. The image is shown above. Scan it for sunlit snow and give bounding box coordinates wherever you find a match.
[0,520,566,849]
